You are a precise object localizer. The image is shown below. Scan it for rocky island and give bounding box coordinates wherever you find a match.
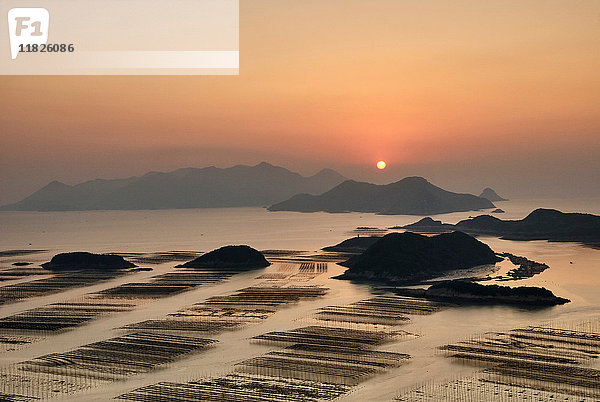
[402,208,600,245]
[336,231,502,284]
[269,176,495,215]
[42,252,137,271]
[395,281,569,306]
[479,187,508,202]
[500,253,549,279]
[177,245,270,270]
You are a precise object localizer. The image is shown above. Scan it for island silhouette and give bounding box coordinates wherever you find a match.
[402,208,600,245]
[269,176,495,215]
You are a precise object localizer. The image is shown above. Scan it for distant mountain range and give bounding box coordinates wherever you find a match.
[1,162,347,211]
[402,208,600,245]
[269,176,495,215]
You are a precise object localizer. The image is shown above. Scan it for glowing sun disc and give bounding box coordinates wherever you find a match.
[376,161,387,170]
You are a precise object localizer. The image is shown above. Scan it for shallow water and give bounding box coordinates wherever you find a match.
[0,198,598,400]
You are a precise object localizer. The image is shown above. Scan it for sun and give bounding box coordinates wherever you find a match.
[376,160,387,170]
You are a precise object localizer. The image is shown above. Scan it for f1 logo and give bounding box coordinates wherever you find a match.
[7,8,49,59]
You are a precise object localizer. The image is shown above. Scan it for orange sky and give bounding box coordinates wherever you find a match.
[1,0,599,203]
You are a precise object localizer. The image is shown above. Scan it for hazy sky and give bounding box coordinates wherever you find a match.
[1,0,599,204]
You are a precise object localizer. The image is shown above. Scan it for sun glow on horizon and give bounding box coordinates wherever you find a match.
[376,160,387,170]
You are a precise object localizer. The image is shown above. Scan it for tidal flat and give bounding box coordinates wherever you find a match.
[0,199,599,401]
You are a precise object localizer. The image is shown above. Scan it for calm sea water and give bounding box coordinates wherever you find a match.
[0,198,599,400]
[1,198,598,253]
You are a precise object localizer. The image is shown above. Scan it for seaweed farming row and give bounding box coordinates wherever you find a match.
[118,374,350,402]
[261,250,352,264]
[0,268,332,399]
[0,332,217,399]
[123,284,329,333]
[348,226,389,237]
[0,263,323,344]
[116,252,202,265]
[0,270,130,305]
[315,295,442,326]
[298,262,328,273]
[0,250,47,258]
[286,262,328,281]
[116,324,410,401]
[243,325,410,385]
[0,267,49,282]
[0,262,445,400]
[0,335,42,353]
[0,266,255,350]
[252,325,400,349]
[237,294,445,387]
[256,262,329,281]
[256,262,330,281]
[96,267,244,299]
[396,378,597,402]
[21,332,216,377]
[398,319,600,400]
[117,293,437,401]
[0,300,135,332]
